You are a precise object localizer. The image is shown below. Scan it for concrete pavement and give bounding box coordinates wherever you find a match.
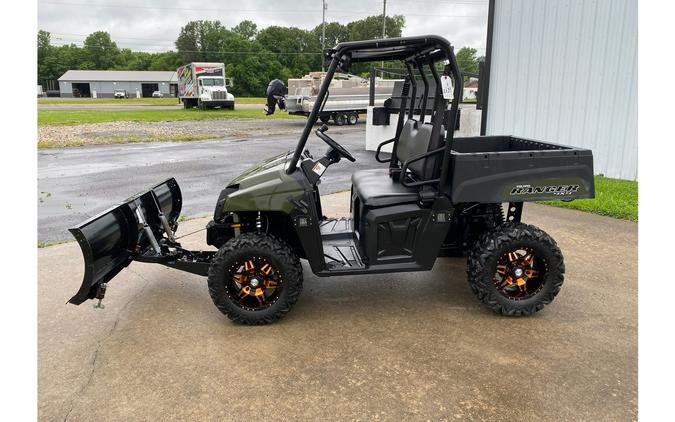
[38,193,637,421]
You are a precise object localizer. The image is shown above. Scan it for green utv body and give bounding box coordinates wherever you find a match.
[69,35,594,324]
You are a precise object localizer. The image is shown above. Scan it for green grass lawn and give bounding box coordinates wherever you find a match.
[38,97,266,105]
[538,176,638,221]
[233,97,266,104]
[38,108,300,126]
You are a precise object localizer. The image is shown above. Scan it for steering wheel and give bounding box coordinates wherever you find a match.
[315,124,356,162]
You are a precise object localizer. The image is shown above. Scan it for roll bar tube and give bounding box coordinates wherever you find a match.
[286,54,340,174]
[389,78,411,169]
[415,60,429,122]
[437,46,463,196]
[404,61,417,120]
[427,59,443,123]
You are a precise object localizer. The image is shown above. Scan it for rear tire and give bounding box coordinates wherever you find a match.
[467,223,564,316]
[334,113,346,126]
[207,233,303,325]
[319,115,330,124]
[347,112,359,125]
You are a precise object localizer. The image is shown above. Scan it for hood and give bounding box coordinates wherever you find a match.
[203,86,228,91]
[227,151,290,187]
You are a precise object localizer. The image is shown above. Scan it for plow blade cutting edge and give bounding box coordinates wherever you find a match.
[68,178,182,305]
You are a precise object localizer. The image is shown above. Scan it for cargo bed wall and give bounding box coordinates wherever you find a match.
[448,136,594,203]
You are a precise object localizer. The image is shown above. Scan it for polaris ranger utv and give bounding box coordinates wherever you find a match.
[68,36,594,325]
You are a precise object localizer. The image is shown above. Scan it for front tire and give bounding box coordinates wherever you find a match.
[207,233,303,325]
[467,223,564,316]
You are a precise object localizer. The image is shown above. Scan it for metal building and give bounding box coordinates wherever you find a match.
[481,0,638,180]
[57,70,178,98]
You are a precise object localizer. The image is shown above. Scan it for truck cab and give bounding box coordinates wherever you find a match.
[197,76,234,108]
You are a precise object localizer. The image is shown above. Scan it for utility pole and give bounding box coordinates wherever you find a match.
[322,0,327,72]
[382,0,387,39]
[381,0,387,74]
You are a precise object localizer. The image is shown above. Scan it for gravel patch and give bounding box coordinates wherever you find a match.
[38,118,311,147]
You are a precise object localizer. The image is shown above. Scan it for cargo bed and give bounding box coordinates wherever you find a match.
[448,135,594,203]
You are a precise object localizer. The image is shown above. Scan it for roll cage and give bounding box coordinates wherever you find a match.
[287,35,463,197]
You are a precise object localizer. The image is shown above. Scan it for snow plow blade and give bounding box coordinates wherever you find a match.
[68,178,182,305]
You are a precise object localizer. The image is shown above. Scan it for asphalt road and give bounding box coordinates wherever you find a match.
[38,126,371,242]
[38,195,637,421]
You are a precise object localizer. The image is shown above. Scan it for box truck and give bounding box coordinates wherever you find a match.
[177,62,235,109]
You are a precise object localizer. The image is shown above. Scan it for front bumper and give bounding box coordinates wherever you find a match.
[204,100,235,108]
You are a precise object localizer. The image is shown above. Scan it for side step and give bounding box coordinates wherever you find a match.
[320,218,365,271]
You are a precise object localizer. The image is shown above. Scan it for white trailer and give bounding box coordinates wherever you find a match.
[265,72,399,125]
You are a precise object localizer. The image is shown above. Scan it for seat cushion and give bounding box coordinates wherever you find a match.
[352,169,419,207]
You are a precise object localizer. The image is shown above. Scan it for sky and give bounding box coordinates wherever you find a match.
[38,0,489,54]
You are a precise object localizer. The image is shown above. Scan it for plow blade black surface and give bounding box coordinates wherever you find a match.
[68,178,182,305]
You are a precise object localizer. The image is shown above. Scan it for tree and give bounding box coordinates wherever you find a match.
[175,20,231,62]
[116,49,153,70]
[232,20,258,40]
[83,31,120,69]
[343,14,406,75]
[148,51,183,71]
[311,21,349,49]
[38,30,53,83]
[347,15,405,41]
[256,26,321,77]
[455,47,479,78]
[38,30,51,62]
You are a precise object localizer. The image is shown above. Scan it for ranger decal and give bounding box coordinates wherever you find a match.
[510,184,580,196]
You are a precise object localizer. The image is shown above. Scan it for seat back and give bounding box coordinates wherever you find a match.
[395,119,445,181]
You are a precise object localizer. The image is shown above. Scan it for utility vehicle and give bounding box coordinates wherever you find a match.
[69,36,594,324]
